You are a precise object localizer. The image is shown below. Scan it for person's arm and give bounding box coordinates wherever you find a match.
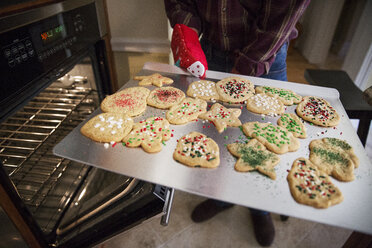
[164,0,202,34]
[233,0,310,76]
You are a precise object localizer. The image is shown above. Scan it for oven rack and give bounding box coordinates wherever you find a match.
[0,84,99,233]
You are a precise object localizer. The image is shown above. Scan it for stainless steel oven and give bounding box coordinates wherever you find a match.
[0,1,172,247]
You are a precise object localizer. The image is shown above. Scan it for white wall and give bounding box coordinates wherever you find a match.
[106,0,170,53]
[296,0,345,65]
[342,0,372,90]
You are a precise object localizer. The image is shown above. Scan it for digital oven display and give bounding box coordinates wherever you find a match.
[40,24,65,45]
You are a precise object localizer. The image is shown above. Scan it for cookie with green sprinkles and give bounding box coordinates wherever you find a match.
[287,158,343,208]
[173,131,220,168]
[309,138,359,182]
[166,97,207,125]
[198,103,242,133]
[134,73,173,87]
[241,121,300,154]
[122,117,171,153]
[277,113,307,138]
[216,76,254,103]
[255,86,302,105]
[296,96,340,127]
[227,139,280,179]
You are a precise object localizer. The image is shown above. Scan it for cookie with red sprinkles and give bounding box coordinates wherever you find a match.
[255,86,302,105]
[186,80,219,101]
[287,158,343,208]
[216,76,254,103]
[122,117,172,153]
[166,97,207,125]
[227,139,280,179]
[81,113,133,143]
[147,86,185,109]
[173,131,220,168]
[199,103,242,133]
[101,87,150,117]
[296,96,340,127]
[242,121,300,154]
[309,138,359,182]
[134,73,173,87]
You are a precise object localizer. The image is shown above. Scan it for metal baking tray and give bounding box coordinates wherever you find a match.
[54,62,372,234]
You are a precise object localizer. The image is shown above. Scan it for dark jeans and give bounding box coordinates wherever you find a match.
[201,39,289,215]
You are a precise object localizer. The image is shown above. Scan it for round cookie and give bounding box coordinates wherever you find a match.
[287,158,343,209]
[216,76,254,103]
[166,97,207,125]
[246,93,285,116]
[296,96,340,127]
[101,87,150,117]
[81,113,133,143]
[173,131,220,168]
[255,86,302,105]
[147,86,185,109]
[186,80,219,101]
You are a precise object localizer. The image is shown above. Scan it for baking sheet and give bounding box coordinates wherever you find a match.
[54,62,372,234]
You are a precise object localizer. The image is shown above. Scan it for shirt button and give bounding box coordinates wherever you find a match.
[222,7,226,12]
[223,33,227,37]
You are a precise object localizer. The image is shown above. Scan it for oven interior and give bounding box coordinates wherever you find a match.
[0,57,166,247]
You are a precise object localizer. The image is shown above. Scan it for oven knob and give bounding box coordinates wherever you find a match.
[8,58,16,67]
[21,53,28,61]
[11,46,18,55]
[15,55,22,64]
[25,40,32,48]
[28,49,35,57]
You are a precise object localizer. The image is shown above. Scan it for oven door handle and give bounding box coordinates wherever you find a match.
[160,188,175,226]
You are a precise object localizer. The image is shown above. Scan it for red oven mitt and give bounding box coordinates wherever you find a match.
[171,24,208,79]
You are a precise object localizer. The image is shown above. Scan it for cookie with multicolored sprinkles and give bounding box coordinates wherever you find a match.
[216,76,254,103]
[255,86,302,105]
[166,97,207,125]
[287,158,343,208]
[173,131,220,168]
[309,138,359,182]
[186,80,219,101]
[134,73,173,87]
[246,93,285,116]
[122,117,171,153]
[198,103,242,133]
[101,87,150,117]
[147,86,185,109]
[242,121,300,154]
[227,139,280,179]
[296,96,340,127]
[277,113,307,138]
[81,113,133,143]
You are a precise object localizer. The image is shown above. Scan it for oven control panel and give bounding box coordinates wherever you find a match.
[0,2,100,119]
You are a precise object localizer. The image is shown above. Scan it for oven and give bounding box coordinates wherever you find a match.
[0,1,172,247]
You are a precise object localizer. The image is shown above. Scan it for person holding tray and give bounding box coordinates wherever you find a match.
[164,0,310,246]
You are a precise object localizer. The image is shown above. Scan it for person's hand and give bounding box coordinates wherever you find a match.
[171,24,208,78]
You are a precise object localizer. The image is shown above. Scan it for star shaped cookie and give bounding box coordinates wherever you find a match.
[227,139,280,179]
[199,103,242,133]
[134,73,173,87]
